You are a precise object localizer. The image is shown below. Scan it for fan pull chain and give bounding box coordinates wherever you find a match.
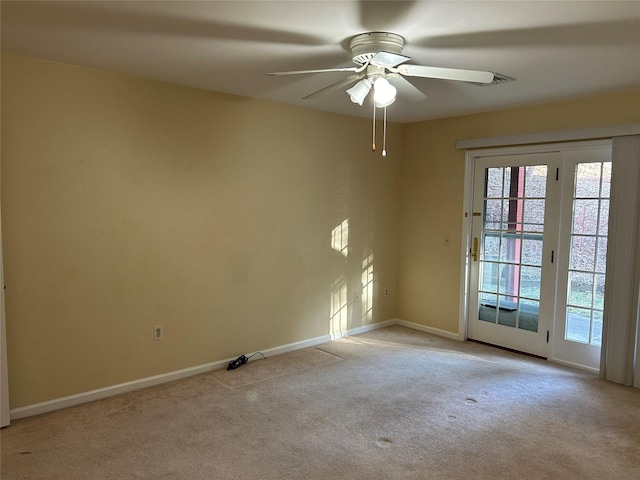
[382,106,387,157]
[372,101,376,151]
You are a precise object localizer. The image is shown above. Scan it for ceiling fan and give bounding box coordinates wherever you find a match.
[267,32,505,108]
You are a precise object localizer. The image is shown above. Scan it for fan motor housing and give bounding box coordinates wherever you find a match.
[350,32,405,65]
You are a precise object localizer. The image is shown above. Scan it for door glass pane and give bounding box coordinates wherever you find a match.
[598,200,609,236]
[484,199,502,230]
[572,199,600,235]
[591,310,603,346]
[565,161,611,346]
[520,266,541,300]
[481,262,498,293]
[594,274,606,310]
[595,237,607,273]
[501,199,512,225]
[499,263,520,295]
[500,235,521,263]
[523,223,543,233]
[601,163,612,198]
[483,233,500,258]
[568,271,593,307]
[479,293,497,323]
[479,165,547,333]
[566,307,591,343]
[518,299,539,332]
[575,163,602,198]
[522,238,543,266]
[570,236,596,271]
[502,168,512,197]
[524,165,547,198]
[486,168,504,198]
[522,199,545,224]
[497,295,517,327]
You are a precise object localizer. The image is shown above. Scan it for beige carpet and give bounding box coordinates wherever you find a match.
[2,325,639,479]
[212,347,341,388]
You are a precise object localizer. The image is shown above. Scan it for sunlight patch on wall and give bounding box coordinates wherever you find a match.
[330,218,350,339]
[330,276,348,340]
[362,253,374,323]
[331,219,349,257]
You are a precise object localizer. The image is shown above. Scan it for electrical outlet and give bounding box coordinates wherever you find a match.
[153,325,163,341]
[384,288,389,297]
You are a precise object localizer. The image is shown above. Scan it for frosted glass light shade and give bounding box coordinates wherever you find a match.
[346,79,372,105]
[373,77,396,108]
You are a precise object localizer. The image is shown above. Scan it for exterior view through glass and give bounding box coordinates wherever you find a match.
[565,162,611,346]
[479,165,547,332]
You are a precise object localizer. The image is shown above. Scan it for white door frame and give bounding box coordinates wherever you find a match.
[460,140,612,369]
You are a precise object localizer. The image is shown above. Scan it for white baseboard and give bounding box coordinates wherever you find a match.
[395,319,462,341]
[335,318,397,338]
[10,319,401,420]
[9,358,227,420]
[549,357,599,374]
[253,333,332,357]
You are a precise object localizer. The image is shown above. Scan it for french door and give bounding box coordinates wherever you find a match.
[467,142,612,370]
[468,152,559,358]
[553,147,611,370]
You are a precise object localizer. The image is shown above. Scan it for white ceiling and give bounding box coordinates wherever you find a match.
[2,1,639,123]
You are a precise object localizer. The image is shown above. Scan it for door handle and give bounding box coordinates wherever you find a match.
[472,237,479,261]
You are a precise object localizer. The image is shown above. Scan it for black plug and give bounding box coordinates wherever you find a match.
[227,354,248,370]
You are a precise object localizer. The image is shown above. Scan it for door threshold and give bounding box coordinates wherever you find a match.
[467,338,547,360]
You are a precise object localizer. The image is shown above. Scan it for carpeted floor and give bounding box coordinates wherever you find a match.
[2,325,639,479]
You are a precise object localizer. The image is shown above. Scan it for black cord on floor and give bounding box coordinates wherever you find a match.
[227,352,266,370]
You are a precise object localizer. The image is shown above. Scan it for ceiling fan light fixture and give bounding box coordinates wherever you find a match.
[267,30,508,156]
[373,77,396,108]
[346,78,372,105]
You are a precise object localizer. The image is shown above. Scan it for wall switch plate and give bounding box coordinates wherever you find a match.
[153,325,163,341]
[443,235,451,247]
[354,292,361,302]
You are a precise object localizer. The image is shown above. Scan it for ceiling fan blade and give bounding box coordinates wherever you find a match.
[266,67,359,76]
[387,75,428,102]
[370,51,411,68]
[303,75,362,100]
[397,64,495,84]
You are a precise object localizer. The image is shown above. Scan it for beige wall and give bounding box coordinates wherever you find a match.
[1,55,401,408]
[397,89,640,334]
[3,53,639,410]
